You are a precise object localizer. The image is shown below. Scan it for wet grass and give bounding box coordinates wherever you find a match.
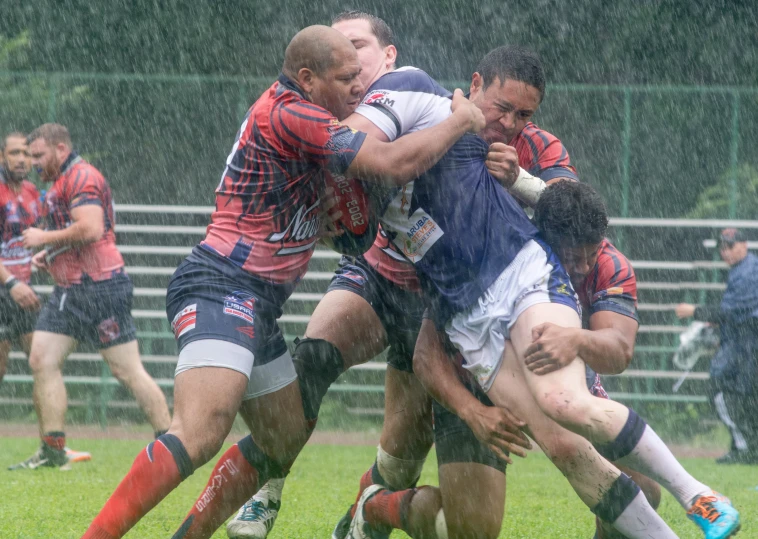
[1,437,754,538]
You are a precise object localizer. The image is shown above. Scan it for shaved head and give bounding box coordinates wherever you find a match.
[283,25,355,78]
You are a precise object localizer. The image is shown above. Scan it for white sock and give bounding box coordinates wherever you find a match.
[618,426,710,509]
[376,444,426,490]
[254,477,285,503]
[612,491,678,538]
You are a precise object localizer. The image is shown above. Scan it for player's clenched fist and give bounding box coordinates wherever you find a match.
[485,142,520,188]
[460,400,531,464]
[450,88,486,134]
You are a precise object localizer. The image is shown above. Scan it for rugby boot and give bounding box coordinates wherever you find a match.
[687,491,741,539]
[227,478,284,538]
[8,442,70,470]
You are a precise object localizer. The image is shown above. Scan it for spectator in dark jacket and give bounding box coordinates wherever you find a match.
[677,228,758,464]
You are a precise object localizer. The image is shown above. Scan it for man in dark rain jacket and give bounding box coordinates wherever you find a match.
[677,228,758,464]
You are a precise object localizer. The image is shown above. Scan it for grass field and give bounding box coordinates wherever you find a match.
[1,437,755,538]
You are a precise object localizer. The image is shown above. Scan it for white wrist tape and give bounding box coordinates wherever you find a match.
[509,167,546,207]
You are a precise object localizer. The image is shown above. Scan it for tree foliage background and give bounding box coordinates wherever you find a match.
[0,0,756,219]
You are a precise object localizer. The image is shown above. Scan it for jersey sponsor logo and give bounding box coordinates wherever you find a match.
[363,90,395,108]
[171,304,197,338]
[223,292,256,324]
[266,199,321,256]
[395,209,444,263]
[97,317,121,344]
[235,326,255,338]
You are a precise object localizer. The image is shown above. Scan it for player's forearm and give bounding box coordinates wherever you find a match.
[577,328,634,375]
[44,220,103,247]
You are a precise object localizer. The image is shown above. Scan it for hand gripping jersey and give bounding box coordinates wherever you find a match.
[0,171,43,283]
[359,68,577,292]
[44,154,124,286]
[201,74,366,287]
[577,239,639,325]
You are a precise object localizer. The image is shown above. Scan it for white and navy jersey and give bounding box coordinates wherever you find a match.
[358,67,453,290]
[398,134,538,322]
[357,68,539,322]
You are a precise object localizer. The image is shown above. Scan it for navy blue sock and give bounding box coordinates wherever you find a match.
[594,409,647,461]
[591,473,641,524]
[155,433,194,479]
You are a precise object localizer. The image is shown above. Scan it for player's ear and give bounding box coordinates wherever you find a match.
[470,72,484,99]
[384,44,397,68]
[297,67,316,95]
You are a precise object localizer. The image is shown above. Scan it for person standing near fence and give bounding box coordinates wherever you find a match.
[8,123,171,471]
[0,132,41,383]
[676,227,758,465]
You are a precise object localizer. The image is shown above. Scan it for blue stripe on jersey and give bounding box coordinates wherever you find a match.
[538,165,579,182]
[365,68,452,98]
[410,134,538,321]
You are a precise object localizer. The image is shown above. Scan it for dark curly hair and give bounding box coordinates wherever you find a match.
[533,181,609,249]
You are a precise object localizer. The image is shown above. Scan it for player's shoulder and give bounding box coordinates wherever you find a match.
[518,122,564,147]
[367,66,451,98]
[272,77,334,123]
[595,239,635,281]
[21,180,40,196]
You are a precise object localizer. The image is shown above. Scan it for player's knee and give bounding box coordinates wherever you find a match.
[172,407,235,465]
[637,475,662,510]
[445,508,500,539]
[292,337,344,421]
[28,349,57,375]
[534,387,592,430]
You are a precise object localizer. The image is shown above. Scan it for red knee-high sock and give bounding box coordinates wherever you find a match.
[350,464,379,518]
[171,435,284,539]
[82,434,193,539]
[363,488,417,534]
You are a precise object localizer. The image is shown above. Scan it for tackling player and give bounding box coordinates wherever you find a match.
[228,14,579,539]
[81,25,484,539]
[0,132,41,384]
[9,124,172,471]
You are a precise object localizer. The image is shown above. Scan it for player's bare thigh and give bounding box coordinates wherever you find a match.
[304,289,388,369]
[507,302,591,405]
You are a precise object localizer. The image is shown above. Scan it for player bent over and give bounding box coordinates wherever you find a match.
[9,124,170,471]
[81,25,484,539]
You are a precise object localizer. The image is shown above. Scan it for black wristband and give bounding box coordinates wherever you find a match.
[4,276,19,291]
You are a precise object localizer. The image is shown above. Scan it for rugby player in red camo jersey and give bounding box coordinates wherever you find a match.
[0,132,42,383]
[81,25,483,539]
[8,124,172,472]
[527,181,662,539]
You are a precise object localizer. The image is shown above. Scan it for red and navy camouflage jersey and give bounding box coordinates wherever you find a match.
[45,154,124,286]
[0,172,43,283]
[363,121,578,292]
[201,74,366,285]
[578,238,638,323]
[580,239,638,399]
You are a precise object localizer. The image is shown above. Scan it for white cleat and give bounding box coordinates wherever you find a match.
[226,478,284,539]
[346,485,388,539]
